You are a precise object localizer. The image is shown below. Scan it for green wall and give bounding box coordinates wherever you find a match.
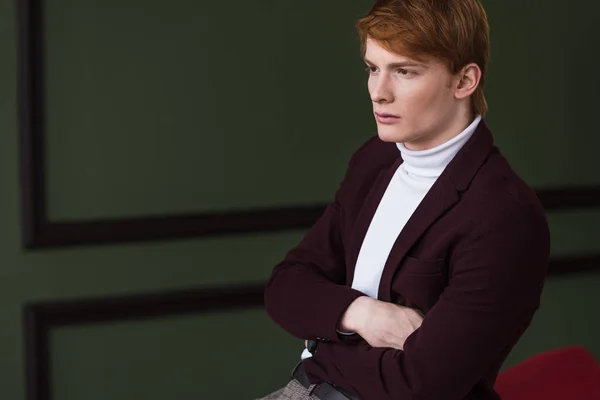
[0,0,598,399]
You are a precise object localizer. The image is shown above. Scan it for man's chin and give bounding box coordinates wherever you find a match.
[376,129,409,143]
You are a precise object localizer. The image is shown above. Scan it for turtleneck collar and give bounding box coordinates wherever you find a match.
[396,115,482,179]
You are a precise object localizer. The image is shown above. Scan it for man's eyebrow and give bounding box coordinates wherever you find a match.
[364,58,428,69]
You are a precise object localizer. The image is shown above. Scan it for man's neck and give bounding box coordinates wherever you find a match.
[404,108,475,151]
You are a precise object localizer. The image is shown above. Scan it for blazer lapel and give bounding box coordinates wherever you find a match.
[377,175,459,301]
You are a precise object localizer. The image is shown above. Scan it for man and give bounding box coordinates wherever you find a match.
[261,0,550,399]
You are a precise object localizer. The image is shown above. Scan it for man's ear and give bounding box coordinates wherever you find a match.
[454,63,481,100]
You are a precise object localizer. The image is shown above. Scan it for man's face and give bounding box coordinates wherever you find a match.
[364,38,462,151]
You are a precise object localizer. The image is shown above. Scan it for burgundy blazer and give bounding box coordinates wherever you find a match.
[264,120,551,400]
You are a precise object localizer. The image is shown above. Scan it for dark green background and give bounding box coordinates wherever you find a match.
[0,0,598,399]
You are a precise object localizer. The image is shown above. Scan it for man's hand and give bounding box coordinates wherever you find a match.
[338,296,423,350]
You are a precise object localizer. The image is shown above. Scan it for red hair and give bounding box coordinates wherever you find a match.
[356,0,490,116]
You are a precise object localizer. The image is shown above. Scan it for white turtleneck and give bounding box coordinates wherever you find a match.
[301,115,482,360]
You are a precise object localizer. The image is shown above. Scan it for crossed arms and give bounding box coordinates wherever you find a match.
[265,203,549,399]
[305,297,424,352]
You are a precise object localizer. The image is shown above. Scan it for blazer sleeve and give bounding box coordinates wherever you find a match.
[263,137,378,343]
[302,203,551,399]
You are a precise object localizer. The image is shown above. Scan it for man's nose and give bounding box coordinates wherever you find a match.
[370,75,393,103]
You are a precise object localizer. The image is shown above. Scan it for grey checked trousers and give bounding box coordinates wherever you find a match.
[257,379,319,400]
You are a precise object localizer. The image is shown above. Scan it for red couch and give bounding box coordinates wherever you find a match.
[495,346,600,399]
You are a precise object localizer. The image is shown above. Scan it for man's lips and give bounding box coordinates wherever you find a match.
[375,112,401,124]
[375,112,400,118]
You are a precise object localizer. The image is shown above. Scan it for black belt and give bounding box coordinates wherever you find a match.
[291,362,361,400]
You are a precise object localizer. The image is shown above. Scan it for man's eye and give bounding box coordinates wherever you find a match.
[365,66,377,73]
[398,69,414,76]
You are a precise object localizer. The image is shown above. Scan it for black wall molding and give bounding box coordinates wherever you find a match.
[23,283,265,400]
[545,253,600,276]
[536,186,600,211]
[15,0,328,249]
